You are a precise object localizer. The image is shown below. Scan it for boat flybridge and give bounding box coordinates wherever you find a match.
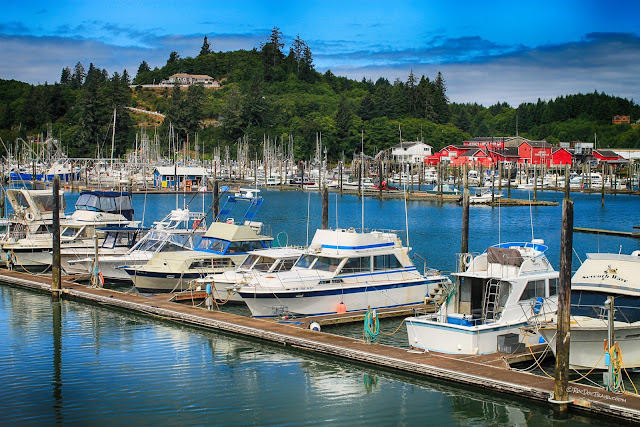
[126,188,273,293]
[2,190,138,271]
[405,240,558,355]
[236,227,450,318]
[539,251,640,370]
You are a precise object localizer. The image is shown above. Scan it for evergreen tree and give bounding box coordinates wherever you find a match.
[432,71,450,124]
[199,36,211,57]
[71,62,86,89]
[358,94,375,121]
[60,67,72,85]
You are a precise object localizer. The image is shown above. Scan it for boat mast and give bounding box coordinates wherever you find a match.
[110,107,116,168]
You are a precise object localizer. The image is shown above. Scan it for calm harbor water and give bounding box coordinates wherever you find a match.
[0,285,620,426]
[1,186,638,424]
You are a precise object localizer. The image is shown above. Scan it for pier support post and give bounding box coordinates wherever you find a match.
[601,163,606,206]
[553,189,574,412]
[321,186,329,230]
[52,176,61,299]
[213,180,219,220]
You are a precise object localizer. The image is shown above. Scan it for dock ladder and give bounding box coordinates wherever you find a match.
[482,279,501,322]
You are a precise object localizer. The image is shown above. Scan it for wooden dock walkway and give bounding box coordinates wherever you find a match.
[574,227,640,239]
[1,268,639,422]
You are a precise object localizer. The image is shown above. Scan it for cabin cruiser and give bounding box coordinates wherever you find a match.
[405,240,558,355]
[3,190,137,271]
[236,227,450,317]
[538,251,640,369]
[125,188,273,293]
[65,208,206,280]
[469,188,503,204]
[193,246,305,302]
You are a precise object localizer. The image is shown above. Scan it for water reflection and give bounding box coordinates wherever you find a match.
[52,299,63,423]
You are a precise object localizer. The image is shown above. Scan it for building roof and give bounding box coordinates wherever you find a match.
[520,140,552,148]
[391,141,430,150]
[594,149,622,158]
[459,148,487,157]
[155,166,208,176]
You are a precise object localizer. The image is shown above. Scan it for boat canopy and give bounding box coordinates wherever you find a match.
[75,191,134,220]
[487,247,523,266]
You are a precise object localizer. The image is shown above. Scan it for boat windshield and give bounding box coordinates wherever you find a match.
[295,254,316,269]
[341,256,371,274]
[240,254,259,269]
[312,256,343,272]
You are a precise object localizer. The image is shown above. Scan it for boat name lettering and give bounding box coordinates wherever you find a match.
[566,386,627,403]
[581,273,628,283]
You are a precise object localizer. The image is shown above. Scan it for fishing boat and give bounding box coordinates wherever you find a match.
[236,227,450,317]
[65,208,207,281]
[125,189,273,292]
[405,240,558,355]
[194,246,305,302]
[538,251,640,369]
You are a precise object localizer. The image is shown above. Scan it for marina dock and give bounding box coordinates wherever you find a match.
[574,227,640,238]
[2,268,639,422]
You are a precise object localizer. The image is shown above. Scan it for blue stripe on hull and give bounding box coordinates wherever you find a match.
[238,279,439,299]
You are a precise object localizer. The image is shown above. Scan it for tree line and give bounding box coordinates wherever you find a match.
[1,26,639,161]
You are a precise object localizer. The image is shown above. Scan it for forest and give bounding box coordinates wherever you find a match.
[1,27,639,161]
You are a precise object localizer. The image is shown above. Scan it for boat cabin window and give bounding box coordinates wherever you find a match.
[61,226,80,238]
[520,279,546,301]
[196,237,226,252]
[548,278,558,296]
[189,258,234,269]
[275,258,298,272]
[342,256,371,274]
[241,254,259,269]
[226,241,257,254]
[250,256,276,272]
[312,256,343,272]
[373,254,402,270]
[102,231,137,249]
[31,193,66,212]
[295,254,316,269]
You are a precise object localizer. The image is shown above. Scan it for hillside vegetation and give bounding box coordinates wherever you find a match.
[1,27,639,161]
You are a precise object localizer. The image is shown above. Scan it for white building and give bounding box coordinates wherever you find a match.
[391,141,433,164]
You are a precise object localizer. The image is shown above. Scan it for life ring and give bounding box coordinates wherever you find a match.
[25,212,35,221]
[98,272,105,287]
[463,253,473,268]
[192,219,201,229]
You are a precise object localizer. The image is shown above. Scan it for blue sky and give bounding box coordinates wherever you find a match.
[2,0,640,106]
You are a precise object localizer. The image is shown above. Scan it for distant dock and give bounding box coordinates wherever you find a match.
[574,227,640,239]
[1,268,639,422]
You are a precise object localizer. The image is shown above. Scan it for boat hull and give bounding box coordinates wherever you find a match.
[405,316,541,355]
[238,278,443,317]
[539,324,640,369]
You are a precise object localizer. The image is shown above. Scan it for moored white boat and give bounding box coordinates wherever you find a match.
[538,251,640,370]
[236,227,450,317]
[405,240,558,355]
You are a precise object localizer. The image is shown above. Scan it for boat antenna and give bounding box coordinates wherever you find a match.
[306,192,310,247]
[528,190,534,241]
[404,163,410,248]
[335,193,339,230]
[361,130,365,231]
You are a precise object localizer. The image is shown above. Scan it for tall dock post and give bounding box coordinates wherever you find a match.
[51,176,61,299]
[552,168,574,411]
[321,185,329,229]
[213,181,220,219]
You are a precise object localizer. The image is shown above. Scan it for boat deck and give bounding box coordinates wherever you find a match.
[1,267,638,422]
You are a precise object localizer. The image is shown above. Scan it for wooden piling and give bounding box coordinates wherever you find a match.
[51,176,61,298]
[321,186,329,229]
[213,180,219,219]
[553,191,574,411]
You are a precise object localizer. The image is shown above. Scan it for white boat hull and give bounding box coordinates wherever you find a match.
[405,316,543,355]
[539,324,640,369]
[239,278,443,317]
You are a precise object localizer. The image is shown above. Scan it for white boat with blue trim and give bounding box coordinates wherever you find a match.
[538,251,640,369]
[237,227,450,318]
[405,240,558,355]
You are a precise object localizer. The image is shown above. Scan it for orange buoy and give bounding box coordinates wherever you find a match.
[337,302,347,313]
